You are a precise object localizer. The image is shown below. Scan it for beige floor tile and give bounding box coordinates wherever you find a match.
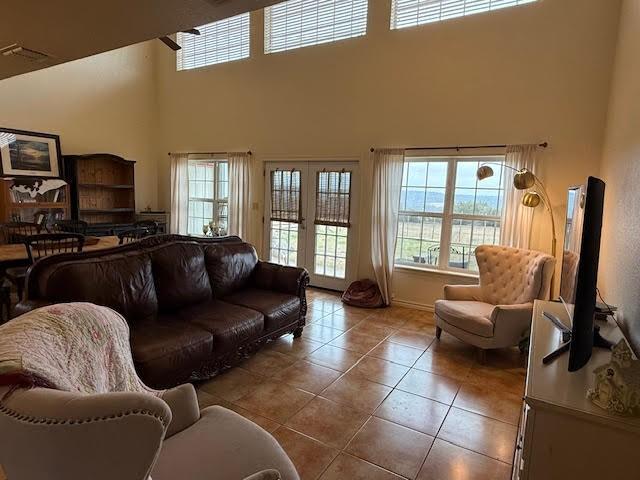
[396,369,462,405]
[273,360,343,394]
[413,351,473,382]
[365,311,408,328]
[368,341,425,367]
[224,404,280,433]
[329,330,383,354]
[304,324,345,342]
[313,312,364,331]
[401,318,438,336]
[199,368,265,402]
[234,380,314,423]
[349,320,397,339]
[388,329,435,350]
[427,334,477,360]
[320,453,404,480]
[417,439,512,480]
[346,417,434,479]
[267,335,325,359]
[465,365,525,396]
[321,372,392,414]
[348,356,410,387]
[438,408,517,464]
[196,389,226,409]
[375,389,449,436]
[307,309,331,322]
[241,349,298,377]
[285,396,369,449]
[273,427,339,480]
[453,383,522,425]
[307,344,363,372]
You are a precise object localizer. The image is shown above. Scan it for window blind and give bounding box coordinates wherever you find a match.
[391,0,537,30]
[315,170,352,227]
[177,12,250,71]
[264,0,369,54]
[270,170,302,223]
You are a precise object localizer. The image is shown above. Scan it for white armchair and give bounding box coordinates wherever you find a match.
[434,245,555,362]
[0,303,298,480]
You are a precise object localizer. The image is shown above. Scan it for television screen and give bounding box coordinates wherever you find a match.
[560,185,585,305]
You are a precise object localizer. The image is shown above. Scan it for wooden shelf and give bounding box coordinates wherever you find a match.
[80,208,135,214]
[8,202,69,209]
[78,183,134,189]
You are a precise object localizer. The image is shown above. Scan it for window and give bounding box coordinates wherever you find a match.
[264,0,369,54]
[395,156,504,272]
[390,0,537,30]
[269,169,302,266]
[177,12,250,71]
[187,159,229,236]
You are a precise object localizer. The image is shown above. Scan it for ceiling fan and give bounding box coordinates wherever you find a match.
[158,28,201,51]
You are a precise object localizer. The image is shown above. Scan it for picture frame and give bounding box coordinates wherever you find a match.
[0,128,62,178]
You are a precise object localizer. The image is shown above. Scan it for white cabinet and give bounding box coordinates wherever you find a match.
[513,301,640,480]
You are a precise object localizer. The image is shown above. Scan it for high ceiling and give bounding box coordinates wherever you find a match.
[0,0,280,80]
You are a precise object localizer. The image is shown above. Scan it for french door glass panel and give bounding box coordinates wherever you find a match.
[264,161,358,290]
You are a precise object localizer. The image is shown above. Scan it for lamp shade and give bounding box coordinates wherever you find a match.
[513,169,536,190]
[522,191,542,208]
[476,165,494,181]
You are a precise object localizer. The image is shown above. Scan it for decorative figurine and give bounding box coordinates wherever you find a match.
[587,339,640,417]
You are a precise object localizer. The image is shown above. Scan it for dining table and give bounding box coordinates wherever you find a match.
[0,235,121,269]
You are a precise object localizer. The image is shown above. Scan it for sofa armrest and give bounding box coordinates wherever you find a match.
[12,299,53,318]
[160,383,200,438]
[491,303,534,343]
[0,388,170,480]
[444,284,482,301]
[253,261,310,298]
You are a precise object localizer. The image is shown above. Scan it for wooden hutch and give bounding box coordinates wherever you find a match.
[64,153,137,236]
[0,178,70,229]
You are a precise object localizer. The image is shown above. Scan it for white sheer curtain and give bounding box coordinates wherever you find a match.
[228,152,251,240]
[500,144,539,249]
[170,153,189,235]
[371,148,405,306]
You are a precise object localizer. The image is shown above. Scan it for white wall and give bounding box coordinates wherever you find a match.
[155,0,620,307]
[0,42,159,210]
[599,0,640,354]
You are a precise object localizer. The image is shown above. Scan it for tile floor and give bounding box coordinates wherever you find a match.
[196,288,526,480]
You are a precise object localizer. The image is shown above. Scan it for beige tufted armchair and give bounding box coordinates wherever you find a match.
[434,245,555,362]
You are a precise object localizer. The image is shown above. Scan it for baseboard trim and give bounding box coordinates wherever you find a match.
[392,299,435,312]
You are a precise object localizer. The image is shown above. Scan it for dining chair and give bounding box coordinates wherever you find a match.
[133,219,159,235]
[3,222,43,302]
[53,219,89,235]
[6,233,85,301]
[118,227,154,245]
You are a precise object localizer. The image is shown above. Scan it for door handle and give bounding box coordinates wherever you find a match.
[300,218,306,230]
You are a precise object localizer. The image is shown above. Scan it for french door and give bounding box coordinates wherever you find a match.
[264,161,359,291]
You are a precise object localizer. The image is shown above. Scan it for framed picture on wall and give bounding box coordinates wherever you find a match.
[0,128,62,178]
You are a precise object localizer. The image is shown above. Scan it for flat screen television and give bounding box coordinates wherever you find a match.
[544,176,610,371]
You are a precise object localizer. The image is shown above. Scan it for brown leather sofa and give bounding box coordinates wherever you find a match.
[14,235,309,388]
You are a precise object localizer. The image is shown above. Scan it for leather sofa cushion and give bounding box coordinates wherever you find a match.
[178,300,264,353]
[36,252,158,321]
[149,242,212,311]
[203,243,258,297]
[131,318,214,389]
[223,288,300,333]
[435,300,495,338]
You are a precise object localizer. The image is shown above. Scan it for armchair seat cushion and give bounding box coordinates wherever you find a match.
[153,405,299,480]
[178,300,265,353]
[223,288,301,333]
[435,300,495,338]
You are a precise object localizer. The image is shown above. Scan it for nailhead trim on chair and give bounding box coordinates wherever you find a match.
[0,402,168,427]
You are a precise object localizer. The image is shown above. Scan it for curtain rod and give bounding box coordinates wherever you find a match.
[167,150,252,156]
[370,142,548,153]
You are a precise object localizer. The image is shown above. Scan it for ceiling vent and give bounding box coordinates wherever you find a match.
[1,44,52,63]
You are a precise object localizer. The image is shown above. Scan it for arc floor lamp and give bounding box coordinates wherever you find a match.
[476,164,557,259]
